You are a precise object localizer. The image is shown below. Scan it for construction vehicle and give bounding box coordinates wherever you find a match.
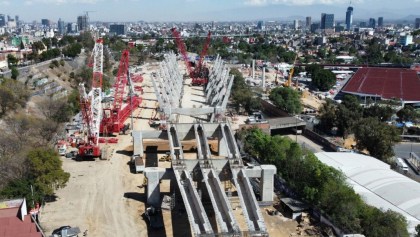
[101,46,142,135]
[77,39,104,160]
[171,28,212,86]
[283,54,298,88]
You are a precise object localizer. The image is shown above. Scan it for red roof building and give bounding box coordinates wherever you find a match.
[341,67,420,103]
[0,199,42,237]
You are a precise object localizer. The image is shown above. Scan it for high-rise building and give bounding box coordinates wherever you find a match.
[110,24,127,36]
[7,15,12,22]
[321,13,334,29]
[360,22,367,27]
[58,18,65,35]
[415,18,420,29]
[294,20,299,30]
[77,15,88,31]
[257,21,265,31]
[345,6,353,31]
[369,18,376,28]
[310,23,320,33]
[41,19,50,27]
[306,17,311,28]
[378,17,384,28]
[15,15,19,28]
[0,14,5,27]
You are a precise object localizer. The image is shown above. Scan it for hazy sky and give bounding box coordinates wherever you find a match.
[0,0,419,22]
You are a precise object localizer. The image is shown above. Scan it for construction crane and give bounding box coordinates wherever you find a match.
[193,31,212,86]
[283,54,298,88]
[77,38,103,159]
[101,46,141,134]
[171,28,212,86]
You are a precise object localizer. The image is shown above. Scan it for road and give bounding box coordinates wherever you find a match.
[394,142,420,159]
[285,134,325,153]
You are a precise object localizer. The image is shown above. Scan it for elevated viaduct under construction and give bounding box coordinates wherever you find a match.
[132,52,276,236]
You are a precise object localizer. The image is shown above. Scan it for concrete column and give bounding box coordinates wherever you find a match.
[144,167,165,207]
[262,67,266,89]
[259,165,277,203]
[252,60,255,79]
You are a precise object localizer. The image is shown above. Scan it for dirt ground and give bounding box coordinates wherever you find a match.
[40,62,321,237]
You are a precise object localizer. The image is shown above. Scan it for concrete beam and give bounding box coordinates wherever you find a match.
[144,167,165,207]
[260,165,277,203]
[174,170,214,236]
[201,168,240,234]
[132,130,143,157]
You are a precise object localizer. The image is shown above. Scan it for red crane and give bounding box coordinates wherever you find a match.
[171,28,211,86]
[193,31,211,86]
[77,38,104,160]
[101,48,141,134]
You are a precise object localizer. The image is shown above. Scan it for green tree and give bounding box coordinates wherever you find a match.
[354,117,401,163]
[7,54,18,68]
[363,104,394,122]
[0,179,43,208]
[312,69,336,91]
[27,148,70,196]
[415,224,420,237]
[317,98,337,133]
[397,105,419,122]
[11,67,19,80]
[269,87,302,114]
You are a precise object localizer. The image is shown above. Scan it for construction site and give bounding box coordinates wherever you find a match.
[39,32,319,237]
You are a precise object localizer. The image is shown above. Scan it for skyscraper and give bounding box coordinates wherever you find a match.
[257,21,265,31]
[369,18,376,28]
[306,17,311,28]
[41,19,50,27]
[415,18,420,29]
[77,15,88,32]
[321,13,334,29]
[294,20,299,30]
[345,6,353,31]
[378,17,384,28]
[0,14,5,27]
[58,18,65,35]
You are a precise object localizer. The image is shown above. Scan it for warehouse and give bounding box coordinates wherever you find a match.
[315,152,420,235]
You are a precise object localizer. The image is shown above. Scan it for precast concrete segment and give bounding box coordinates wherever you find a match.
[222,123,241,160]
[167,124,184,161]
[194,124,205,160]
[201,168,240,234]
[218,123,231,158]
[174,170,214,236]
[132,130,144,157]
[196,124,212,160]
[232,169,267,233]
[144,167,165,207]
[219,75,235,110]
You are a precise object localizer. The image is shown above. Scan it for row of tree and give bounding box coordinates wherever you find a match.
[237,127,409,236]
[317,95,410,163]
[229,68,262,113]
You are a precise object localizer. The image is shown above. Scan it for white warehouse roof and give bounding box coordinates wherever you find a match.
[315,152,420,235]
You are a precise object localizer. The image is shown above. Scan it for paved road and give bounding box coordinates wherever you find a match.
[285,134,325,153]
[393,142,420,158]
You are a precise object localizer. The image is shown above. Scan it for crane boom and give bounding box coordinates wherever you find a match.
[90,38,103,145]
[171,28,194,79]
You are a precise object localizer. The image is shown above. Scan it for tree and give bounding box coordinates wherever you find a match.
[317,98,337,133]
[415,224,420,237]
[27,148,70,196]
[7,54,18,68]
[363,104,394,122]
[269,87,302,114]
[397,105,419,122]
[312,69,336,91]
[354,117,401,163]
[0,87,16,116]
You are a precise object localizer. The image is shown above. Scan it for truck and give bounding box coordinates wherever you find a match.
[395,157,409,174]
[57,140,67,156]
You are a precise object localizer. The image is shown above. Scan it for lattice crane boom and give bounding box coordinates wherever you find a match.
[171,28,194,79]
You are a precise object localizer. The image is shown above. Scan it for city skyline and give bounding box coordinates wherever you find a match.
[0,0,419,22]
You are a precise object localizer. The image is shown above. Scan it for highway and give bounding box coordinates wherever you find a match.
[394,142,420,158]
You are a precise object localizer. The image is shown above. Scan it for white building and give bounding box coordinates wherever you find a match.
[315,152,420,235]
